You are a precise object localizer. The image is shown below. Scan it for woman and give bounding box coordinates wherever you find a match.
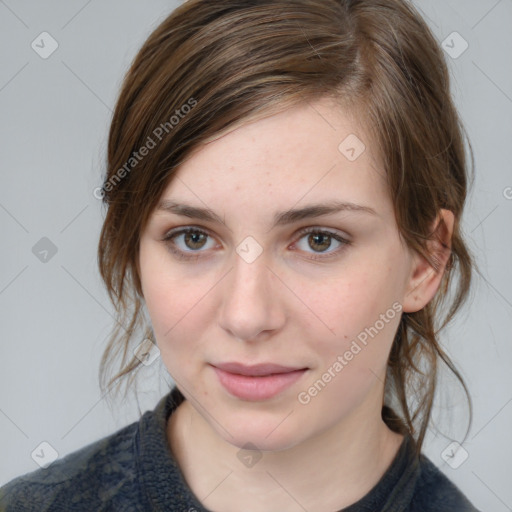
[0,0,480,510]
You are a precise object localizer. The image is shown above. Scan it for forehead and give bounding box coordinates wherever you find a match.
[160,98,390,219]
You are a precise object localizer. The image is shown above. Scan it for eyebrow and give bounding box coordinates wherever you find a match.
[157,200,377,229]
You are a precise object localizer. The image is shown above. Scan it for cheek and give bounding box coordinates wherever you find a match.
[139,246,204,356]
[140,264,231,388]
[144,277,204,347]
[143,279,204,382]
[295,266,402,421]
[304,266,395,335]
[298,255,402,370]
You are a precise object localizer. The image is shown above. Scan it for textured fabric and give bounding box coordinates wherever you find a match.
[0,386,480,511]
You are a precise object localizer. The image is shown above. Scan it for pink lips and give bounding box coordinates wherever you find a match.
[211,362,308,401]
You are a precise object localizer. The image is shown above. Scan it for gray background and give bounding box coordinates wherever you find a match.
[1,1,511,510]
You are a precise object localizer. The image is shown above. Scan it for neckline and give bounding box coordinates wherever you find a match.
[138,387,420,512]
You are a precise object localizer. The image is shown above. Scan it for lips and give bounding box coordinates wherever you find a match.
[213,361,305,376]
[211,362,308,401]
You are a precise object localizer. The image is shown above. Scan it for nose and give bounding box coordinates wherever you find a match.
[218,251,285,342]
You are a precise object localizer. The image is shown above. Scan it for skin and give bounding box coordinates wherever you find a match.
[138,96,453,512]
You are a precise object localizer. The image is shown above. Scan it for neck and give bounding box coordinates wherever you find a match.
[167,393,404,512]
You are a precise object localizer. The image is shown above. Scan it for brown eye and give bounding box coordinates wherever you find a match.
[182,231,208,250]
[162,227,217,260]
[293,228,351,261]
[307,232,333,252]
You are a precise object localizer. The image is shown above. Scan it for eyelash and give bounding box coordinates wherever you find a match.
[161,226,351,262]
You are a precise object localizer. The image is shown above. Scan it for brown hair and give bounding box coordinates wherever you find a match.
[97,0,474,452]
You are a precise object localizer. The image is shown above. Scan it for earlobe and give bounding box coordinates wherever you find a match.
[402,209,454,313]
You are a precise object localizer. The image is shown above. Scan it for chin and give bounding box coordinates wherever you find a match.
[212,407,305,453]
[228,431,301,453]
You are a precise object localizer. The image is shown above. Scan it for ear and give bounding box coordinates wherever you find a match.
[402,209,454,313]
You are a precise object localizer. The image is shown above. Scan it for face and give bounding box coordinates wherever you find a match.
[139,97,417,451]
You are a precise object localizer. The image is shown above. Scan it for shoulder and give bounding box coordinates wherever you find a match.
[0,419,143,512]
[410,455,481,512]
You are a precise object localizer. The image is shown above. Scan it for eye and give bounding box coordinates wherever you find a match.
[292,228,350,260]
[162,227,217,260]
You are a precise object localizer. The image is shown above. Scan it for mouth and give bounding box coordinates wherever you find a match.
[210,362,308,401]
